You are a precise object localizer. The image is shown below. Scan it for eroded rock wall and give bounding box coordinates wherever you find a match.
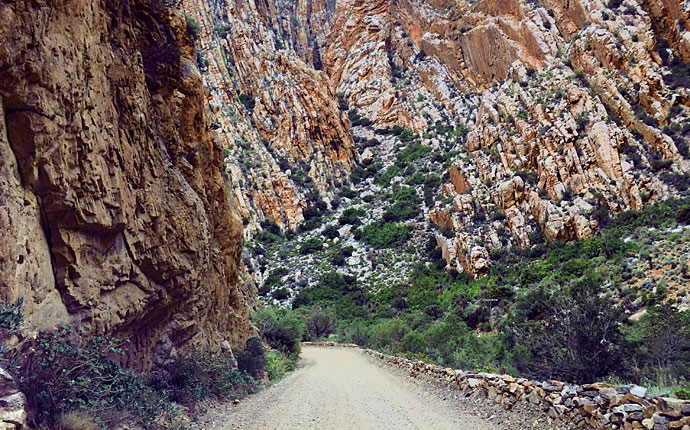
[0,0,250,370]
[182,0,357,231]
[180,0,689,279]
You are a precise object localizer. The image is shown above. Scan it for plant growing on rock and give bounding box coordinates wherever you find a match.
[0,298,23,361]
[21,327,173,427]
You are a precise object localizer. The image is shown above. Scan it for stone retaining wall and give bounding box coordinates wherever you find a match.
[302,342,690,429]
[364,349,690,430]
[302,342,358,348]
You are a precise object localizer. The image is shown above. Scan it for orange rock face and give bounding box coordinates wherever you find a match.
[182,0,357,232]
[0,0,250,369]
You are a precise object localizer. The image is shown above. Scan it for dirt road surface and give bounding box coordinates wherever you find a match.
[199,346,496,430]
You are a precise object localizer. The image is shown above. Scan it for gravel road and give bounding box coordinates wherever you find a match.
[197,346,496,430]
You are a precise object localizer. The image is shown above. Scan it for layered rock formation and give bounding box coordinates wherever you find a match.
[183,0,689,281]
[181,0,357,231]
[0,0,250,369]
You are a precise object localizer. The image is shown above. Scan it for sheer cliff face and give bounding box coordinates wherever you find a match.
[0,0,249,369]
[182,0,357,231]
[183,0,689,276]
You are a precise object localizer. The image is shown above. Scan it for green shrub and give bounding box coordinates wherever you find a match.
[519,261,553,286]
[395,142,431,167]
[624,304,690,384]
[375,165,400,187]
[239,93,256,112]
[330,253,346,266]
[675,384,690,400]
[164,351,256,405]
[367,319,410,351]
[253,307,304,359]
[184,14,200,40]
[360,221,410,248]
[0,298,23,358]
[237,337,267,380]
[265,350,295,381]
[678,205,690,224]
[299,238,323,254]
[423,174,442,207]
[303,306,338,341]
[651,159,673,172]
[510,274,627,383]
[21,327,173,427]
[322,225,339,240]
[382,187,422,222]
[271,287,290,301]
[401,331,428,354]
[339,207,365,225]
[214,24,231,38]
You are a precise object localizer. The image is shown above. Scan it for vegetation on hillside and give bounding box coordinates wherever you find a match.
[257,198,690,396]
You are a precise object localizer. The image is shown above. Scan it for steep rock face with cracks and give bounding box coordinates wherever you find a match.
[183,0,689,278]
[0,0,250,370]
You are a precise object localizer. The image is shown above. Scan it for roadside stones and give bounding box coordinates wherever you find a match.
[659,398,686,418]
[0,368,25,430]
[356,346,690,430]
[528,389,542,405]
[631,386,649,398]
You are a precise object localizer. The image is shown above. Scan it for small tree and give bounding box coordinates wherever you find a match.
[303,306,337,341]
[510,273,626,383]
[237,337,267,380]
[625,303,690,384]
[252,308,304,359]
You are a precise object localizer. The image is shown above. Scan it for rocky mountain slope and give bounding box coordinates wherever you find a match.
[179,0,689,294]
[0,0,251,370]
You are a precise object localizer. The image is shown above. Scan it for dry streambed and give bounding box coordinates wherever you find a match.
[196,346,496,430]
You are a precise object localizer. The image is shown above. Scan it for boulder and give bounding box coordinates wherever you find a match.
[360,148,375,165]
[659,398,686,418]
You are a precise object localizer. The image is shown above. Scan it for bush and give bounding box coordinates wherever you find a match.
[676,384,690,400]
[651,159,673,172]
[677,205,690,224]
[303,306,338,341]
[271,287,290,301]
[510,274,627,383]
[237,337,267,380]
[0,298,23,358]
[339,207,365,225]
[360,221,410,248]
[265,350,295,381]
[253,307,304,359]
[375,165,400,187]
[239,93,256,112]
[322,225,339,240]
[396,143,431,167]
[299,238,323,254]
[164,351,256,405]
[624,304,690,383]
[184,14,200,40]
[661,172,689,191]
[21,327,173,427]
[330,253,346,266]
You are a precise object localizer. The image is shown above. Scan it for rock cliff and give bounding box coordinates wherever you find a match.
[3,0,688,373]
[181,0,688,283]
[0,0,250,370]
